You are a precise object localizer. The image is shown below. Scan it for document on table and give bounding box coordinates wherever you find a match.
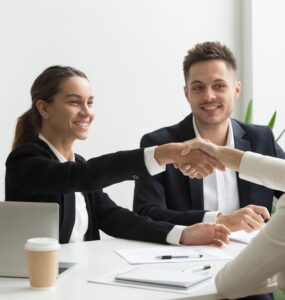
[230,224,265,244]
[88,266,213,295]
[115,266,211,288]
[115,245,232,264]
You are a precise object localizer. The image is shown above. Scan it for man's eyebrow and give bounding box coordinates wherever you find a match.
[213,79,227,83]
[190,80,203,85]
[190,79,227,85]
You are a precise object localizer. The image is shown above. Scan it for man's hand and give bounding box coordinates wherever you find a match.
[154,141,224,178]
[217,205,270,232]
[176,149,225,178]
[180,223,230,247]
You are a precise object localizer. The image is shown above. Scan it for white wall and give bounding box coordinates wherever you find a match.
[0,0,243,208]
[251,0,285,147]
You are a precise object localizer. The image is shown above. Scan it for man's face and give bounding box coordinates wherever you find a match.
[184,59,240,129]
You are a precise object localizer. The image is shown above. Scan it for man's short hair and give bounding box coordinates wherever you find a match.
[183,41,237,81]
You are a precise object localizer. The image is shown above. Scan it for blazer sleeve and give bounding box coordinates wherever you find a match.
[133,133,206,225]
[215,152,285,298]
[5,143,150,197]
[239,151,285,192]
[92,189,174,244]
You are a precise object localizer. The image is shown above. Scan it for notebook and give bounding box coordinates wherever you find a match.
[0,201,75,278]
[115,267,211,288]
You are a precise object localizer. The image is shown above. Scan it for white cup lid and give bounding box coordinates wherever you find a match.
[25,238,60,251]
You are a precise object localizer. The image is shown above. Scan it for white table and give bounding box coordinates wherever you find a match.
[0,238,278,300]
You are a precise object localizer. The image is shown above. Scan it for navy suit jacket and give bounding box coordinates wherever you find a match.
[133,114,285,225]
[5,138,173,244]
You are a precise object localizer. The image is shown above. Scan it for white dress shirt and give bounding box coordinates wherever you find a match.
[192,117,240,223]
[39,135,184,244]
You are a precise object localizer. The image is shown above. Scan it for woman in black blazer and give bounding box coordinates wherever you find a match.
[5,65,229,245]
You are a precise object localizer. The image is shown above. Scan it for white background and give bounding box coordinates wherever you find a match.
[0,0,284,211]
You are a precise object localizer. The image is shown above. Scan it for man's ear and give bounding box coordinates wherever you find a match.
[184,85,187,97]
[184,85,191,104]
[36,100,50,120]
[235,81,241,100]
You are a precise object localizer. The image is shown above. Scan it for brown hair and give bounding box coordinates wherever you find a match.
[12,66,87,150]
[183,41,237,81]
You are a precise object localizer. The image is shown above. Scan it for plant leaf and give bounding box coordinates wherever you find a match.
[244,99,253,124]
[268,111,277,129]
[276,128,285,142]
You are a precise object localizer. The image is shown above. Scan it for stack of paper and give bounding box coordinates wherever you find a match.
[115,266,211,288]
[88,266,213,295]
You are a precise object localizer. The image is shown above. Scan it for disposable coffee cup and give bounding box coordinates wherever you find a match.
[25,238,61,288]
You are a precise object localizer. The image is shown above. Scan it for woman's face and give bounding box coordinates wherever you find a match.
[39,76,94,144]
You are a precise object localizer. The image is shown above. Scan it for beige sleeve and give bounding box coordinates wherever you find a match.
[215,196,285,299]
[239,151,285,192]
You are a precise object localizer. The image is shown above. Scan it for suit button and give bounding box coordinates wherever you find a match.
[132,175,139,180]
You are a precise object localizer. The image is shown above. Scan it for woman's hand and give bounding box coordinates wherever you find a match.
[180,223,230,247]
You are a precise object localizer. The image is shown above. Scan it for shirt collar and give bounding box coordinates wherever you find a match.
[38,134,75,162]
[192,116,235,147]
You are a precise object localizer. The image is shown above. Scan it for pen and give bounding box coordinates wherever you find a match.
[182,264,211,273]
[155,254,203,260]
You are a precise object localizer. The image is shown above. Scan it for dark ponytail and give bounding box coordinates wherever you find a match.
[12,65,88,149]
[12,109,38,150]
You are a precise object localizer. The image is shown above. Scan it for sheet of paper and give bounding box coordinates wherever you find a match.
[88,267,214,295]
[229,224,265,244]
[115,245,232,264]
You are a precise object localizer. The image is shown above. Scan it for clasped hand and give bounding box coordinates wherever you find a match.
[173,138,224,179]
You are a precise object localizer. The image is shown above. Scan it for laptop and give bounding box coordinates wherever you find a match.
[0,201,74,278]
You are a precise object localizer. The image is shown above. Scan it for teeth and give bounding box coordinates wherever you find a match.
[201,104,221,111]
[75,122,89,128]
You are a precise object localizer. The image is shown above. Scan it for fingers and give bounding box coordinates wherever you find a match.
[214,224,230,244]
[181,140,195,156]
[179,163,214,178]
[214,223,231,235]
[217,206,269,232]
[177,150,225,178]
[248,205,270,221]
[211,239,225,247]
[208,156,225,171]
[180,223,230,246]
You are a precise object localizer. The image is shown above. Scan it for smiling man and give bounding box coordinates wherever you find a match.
[133,41,285,236]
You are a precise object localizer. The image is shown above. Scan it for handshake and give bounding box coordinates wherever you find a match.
[154,137,239,179]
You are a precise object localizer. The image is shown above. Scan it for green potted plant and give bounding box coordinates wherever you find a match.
[243,99,285,142]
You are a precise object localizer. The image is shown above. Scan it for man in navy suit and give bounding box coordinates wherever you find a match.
[133,41,285,300]
[133,41,285,234]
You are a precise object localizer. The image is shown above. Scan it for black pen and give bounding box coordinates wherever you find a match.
[182,264,211,272]
[155,254,203,260]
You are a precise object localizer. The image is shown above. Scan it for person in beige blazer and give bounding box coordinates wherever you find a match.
[178,138,285,299]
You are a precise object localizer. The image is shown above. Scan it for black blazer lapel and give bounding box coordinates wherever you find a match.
[60,192,75,243]
[232,119,252,208]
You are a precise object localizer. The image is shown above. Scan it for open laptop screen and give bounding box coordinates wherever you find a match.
[0,201,59,277]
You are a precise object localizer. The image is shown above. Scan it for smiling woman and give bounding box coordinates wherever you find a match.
[5,65,229,246]
[35,75,95,160]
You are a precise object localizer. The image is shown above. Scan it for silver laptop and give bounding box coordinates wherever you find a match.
[0,201,74,278]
